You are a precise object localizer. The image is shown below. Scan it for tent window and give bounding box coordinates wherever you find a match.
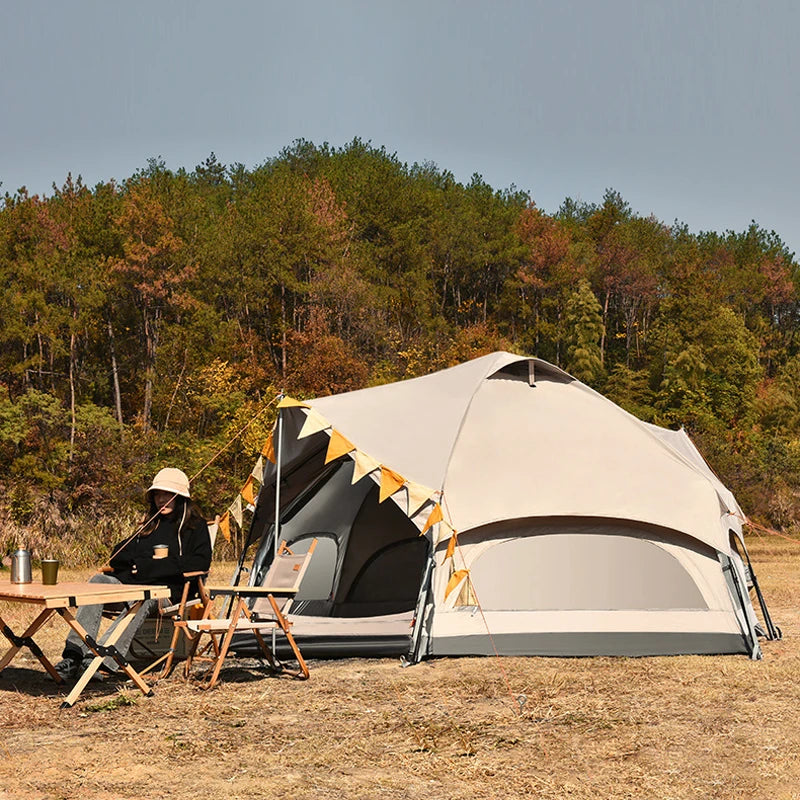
[281,534,337,602]
[468,533,708,611]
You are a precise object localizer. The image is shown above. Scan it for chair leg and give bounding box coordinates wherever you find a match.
[267,595,310,679]
[201,618,239,690]
[181,626,205,679]
[284,629,310,679]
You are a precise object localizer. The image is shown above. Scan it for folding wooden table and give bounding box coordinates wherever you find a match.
[0,580,170,707]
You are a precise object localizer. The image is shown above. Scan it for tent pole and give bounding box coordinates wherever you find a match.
[272,394,284,656]
[741,540,781,640]
[722,553,761,659]
[404,543,435,665]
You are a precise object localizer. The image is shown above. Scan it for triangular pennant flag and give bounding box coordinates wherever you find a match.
[444,569,470,601]
[298,408,331,439]
[434,518,454,546]
[241,475,256,505]
[218,511,231,542]
[379,465,405,503]
[456,575,478,607]
[351,449,380,484]
[277,396,309,409]
[251,455,265,483]
[325,430,356,465]
[406,481,435,518]
[445,531,458,561]
[421,503,443,535]
[262,433,276,464]
[229,494,243,528]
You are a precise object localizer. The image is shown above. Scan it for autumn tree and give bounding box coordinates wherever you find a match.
[110,176,192,432]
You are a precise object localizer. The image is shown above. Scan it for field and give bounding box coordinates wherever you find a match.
[0,537,798,800]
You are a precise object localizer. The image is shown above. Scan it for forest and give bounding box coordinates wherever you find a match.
[1,138,799,559]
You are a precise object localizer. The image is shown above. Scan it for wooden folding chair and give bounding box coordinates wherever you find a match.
[178,539,317,690]
[137,572,214,680]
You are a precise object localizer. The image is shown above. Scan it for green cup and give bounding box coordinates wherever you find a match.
[41,559,59,585]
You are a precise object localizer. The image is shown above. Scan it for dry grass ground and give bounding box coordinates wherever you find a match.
[0,537,799,800]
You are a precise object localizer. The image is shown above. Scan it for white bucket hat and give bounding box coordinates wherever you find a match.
[148,467,191,499]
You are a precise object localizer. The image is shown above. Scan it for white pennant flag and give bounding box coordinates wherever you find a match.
[251,455,265,484]
[405,481,436,518]
[298,407,331,439]
[351,449,380,484]
[229,494,243,528]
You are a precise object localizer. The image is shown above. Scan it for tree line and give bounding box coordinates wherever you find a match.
[1,138,799,538]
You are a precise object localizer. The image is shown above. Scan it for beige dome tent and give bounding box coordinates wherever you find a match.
[241,352,775,661]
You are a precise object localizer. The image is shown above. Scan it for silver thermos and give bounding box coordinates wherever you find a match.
[10,549,32,583]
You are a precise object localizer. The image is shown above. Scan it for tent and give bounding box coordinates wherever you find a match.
[240,351,776,662]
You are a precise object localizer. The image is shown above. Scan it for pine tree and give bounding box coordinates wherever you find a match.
[564,279,605,385]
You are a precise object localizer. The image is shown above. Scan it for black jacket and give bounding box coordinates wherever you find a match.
[109,511,212,602]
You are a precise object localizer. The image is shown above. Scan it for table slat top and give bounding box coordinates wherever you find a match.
[0,581,170,607]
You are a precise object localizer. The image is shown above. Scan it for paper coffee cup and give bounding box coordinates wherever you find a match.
[153,545,169,559]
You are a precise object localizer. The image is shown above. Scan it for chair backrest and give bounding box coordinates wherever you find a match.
[252,539,318,617]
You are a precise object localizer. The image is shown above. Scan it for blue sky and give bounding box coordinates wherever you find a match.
[1,0,798,254]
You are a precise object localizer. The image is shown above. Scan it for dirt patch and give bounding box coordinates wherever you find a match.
[1,539,799,799]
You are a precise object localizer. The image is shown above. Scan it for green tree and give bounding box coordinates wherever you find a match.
[564,279,605,385]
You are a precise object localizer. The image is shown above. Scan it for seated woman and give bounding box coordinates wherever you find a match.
[55,467,212,680]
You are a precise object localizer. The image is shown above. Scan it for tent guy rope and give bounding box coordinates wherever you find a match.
[107,394,281,564]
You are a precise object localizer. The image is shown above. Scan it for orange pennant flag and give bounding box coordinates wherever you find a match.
[445,531,458,561]
[277,396,309,409]
[218,511,231,542]
[325,430,356,464]
[421,503,443,535]
[378,465,405,503]
[241,475,256,505]
[444,569,470,601]
[262,433,276,464]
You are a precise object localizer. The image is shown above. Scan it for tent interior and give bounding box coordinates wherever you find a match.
[242,449,429,657]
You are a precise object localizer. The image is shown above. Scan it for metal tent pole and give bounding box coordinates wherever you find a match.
[272,395,284,656]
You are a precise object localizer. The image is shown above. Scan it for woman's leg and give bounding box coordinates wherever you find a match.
[63,573,124,659]
[98,596,159,670]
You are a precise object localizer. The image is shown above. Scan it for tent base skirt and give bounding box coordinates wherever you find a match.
[231,632,411,659]
[431,630,750,657]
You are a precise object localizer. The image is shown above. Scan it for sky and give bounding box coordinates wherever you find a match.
[1,0,798,255]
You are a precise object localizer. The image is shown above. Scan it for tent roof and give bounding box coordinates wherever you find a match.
[298,352,732,552]
[310,351,526,490]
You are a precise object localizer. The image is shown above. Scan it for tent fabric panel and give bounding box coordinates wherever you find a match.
[431,631,750,657]
[248,412,330,552]
[250,459,370,588]
[433,518,735,614]
[286,610,414,636]
[464,532,708,611]
[333,480,428,616]
[443,372,726,550]
[432,608,744,635]
[642,423,744,518]
[307,351,525,490]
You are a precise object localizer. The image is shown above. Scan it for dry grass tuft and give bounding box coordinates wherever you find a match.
[0,538,799,799]
[0,505,140,568]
